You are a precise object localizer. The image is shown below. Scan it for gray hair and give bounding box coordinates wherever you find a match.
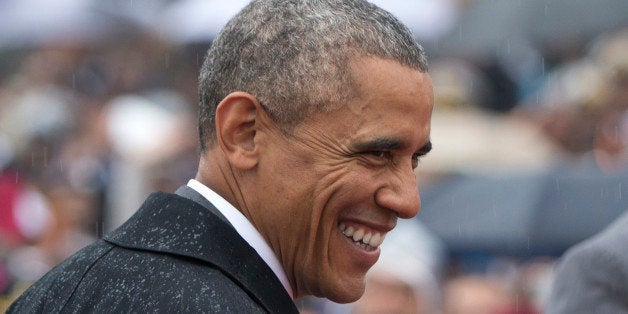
[198,0,428,150]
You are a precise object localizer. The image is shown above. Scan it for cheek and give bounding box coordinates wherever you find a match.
[298,168,352,243]
[307,161,383,239]
[297,167,377,300]
[308,164,373,227]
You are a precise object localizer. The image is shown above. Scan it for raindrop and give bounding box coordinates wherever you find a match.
[15,170,19,183]
[541,57,545,76]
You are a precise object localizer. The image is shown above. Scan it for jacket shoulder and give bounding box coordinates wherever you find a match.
[7,240,115,313]
[9,242,267,313]
[61,245,267,312]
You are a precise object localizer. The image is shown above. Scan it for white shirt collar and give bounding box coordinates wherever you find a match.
[186,179,294,299]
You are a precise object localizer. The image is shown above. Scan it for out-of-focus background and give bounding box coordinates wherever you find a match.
[0,0,626,312]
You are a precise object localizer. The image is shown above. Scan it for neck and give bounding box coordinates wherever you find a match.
[196,153,254,223]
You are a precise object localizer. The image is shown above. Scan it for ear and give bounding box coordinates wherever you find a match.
[215,92,262,170]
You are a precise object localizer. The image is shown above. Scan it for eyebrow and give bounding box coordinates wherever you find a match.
[353,137,405,152]
[352,138,432,155]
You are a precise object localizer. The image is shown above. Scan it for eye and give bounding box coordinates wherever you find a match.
[367,151,394,160]
[362,151,393,166]
[368,151,388,158]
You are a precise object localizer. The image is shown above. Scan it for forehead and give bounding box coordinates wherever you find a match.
[301,57,433,148]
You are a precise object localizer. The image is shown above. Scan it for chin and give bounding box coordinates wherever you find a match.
[321,278,367,304]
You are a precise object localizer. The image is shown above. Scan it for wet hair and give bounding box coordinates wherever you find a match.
[198,0,428,150]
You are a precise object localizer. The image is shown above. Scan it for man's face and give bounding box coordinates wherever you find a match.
[250,57,433,302]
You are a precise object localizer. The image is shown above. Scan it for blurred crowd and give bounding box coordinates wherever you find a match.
[0,0,626,312]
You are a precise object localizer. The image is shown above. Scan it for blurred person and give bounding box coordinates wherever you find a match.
[587,28,628,171]
[491,265,542,314]
[8,0,434,312]
[0,164,55,308]
[442,275,511,314]
[354,275,424,314]
[418,57,562,176]
[351,219,444,314]
[529,59,605,157]
[0,166,53,251]
[546,211,628,314]
[592,67,628,171]
[516,28,628,168]
[514,259,557,313]
[594,108,628,171]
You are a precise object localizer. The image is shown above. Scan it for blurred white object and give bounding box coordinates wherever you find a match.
[539,60,606,109]
[105,95,180,164]
[374,219,444,286]
[6,246,53,282]
[0,86,76,154]
[14,187,53,240]
[161,0,250,43]
[161,0,457,44]
[104,93,189,231]
[590,27,628,75]
[421,109,563,174]
[0,0,149,48]
[370,0,458,42]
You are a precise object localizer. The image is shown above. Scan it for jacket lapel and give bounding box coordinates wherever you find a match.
[104,192,297,313]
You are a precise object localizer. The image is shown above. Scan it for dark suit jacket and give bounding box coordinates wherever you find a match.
[546,210,628,314]
[8,186,298,313]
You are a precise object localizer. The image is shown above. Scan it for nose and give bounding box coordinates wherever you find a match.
[374,168,421,219]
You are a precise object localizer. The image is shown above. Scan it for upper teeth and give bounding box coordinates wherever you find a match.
[338,223,385,248]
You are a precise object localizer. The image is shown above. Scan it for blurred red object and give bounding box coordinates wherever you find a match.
[0,170,25,247]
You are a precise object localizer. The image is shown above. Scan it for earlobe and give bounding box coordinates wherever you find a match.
[215,92,261,170]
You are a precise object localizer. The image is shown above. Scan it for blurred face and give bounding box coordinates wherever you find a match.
[249,57,433,302]
[354,275,423,314]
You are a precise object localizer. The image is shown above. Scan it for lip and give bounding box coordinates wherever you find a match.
[338,227,381,269]
[336,218,395,268]
[339,217,396,234]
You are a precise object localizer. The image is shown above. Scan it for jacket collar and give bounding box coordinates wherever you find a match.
[104,191,298,313]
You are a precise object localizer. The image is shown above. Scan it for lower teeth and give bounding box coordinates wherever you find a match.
[353,240,370,249]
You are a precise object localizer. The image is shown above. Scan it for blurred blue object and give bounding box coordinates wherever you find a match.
[419,163,628,257]
[530,165,628,253]
[437,0,628,58]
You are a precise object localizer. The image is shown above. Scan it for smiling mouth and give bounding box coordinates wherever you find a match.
[338,223,385,251]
